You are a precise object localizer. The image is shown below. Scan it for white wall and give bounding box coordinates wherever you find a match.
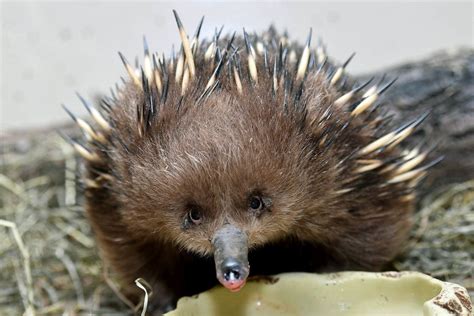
[1,1,473,131]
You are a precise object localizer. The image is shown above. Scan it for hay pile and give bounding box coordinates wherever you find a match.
[1,130,473,315]
[394,180,474,291]
[0,131,129,315]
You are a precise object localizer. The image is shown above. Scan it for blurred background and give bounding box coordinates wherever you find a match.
[1,1,473,132]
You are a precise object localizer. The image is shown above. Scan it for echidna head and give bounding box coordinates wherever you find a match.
[112,88,335,291]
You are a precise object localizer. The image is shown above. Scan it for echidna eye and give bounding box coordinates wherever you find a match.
[188,208,202,225]
[249,196,264,210]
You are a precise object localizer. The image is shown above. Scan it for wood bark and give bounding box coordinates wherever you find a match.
[357,49,474,193]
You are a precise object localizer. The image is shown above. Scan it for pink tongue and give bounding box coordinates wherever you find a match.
[222,279,246,292]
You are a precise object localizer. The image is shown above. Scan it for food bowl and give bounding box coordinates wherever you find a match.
[165,271,472,316]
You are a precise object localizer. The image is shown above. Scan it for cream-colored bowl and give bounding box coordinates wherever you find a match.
[165,272,472,316]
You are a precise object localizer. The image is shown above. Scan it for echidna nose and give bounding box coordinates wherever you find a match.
[212,224,249,291]
[222,258,242,281]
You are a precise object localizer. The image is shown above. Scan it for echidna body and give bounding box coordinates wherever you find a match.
[67,11,434,313]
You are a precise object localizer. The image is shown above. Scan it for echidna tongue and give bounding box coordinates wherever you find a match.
[212,224,250,292]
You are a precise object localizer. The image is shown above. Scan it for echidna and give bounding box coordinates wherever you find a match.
[64,10,439,314]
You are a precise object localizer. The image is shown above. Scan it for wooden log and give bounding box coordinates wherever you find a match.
[357,48,474,194]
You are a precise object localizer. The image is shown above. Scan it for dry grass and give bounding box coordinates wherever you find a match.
[1,130,472,315]
[394,180,474,292]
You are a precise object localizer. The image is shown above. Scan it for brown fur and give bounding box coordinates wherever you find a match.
[80,27,418,313]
